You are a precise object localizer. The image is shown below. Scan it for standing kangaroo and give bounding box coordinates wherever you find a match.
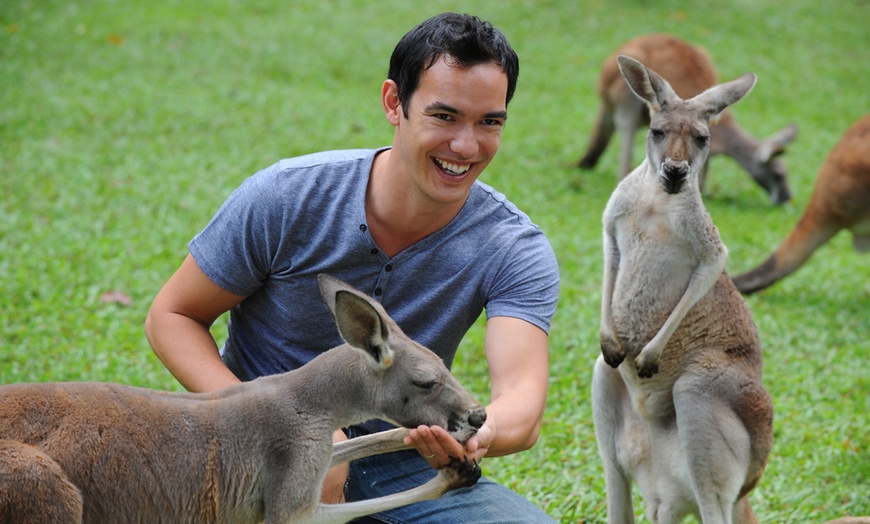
[733,113,870,294]
[0,274,485,524]
[593,56,773,523]
[578,33,797,205]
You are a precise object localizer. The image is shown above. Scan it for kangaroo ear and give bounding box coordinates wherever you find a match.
[617,55,680,114]
[756,123,798,163]
[318,273,347,316]
[694,73,757,123]
[332,289,395,370]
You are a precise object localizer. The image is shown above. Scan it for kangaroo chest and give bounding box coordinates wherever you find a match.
[608,192,704,347]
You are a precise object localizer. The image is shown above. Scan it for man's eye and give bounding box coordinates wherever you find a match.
[482,119,504,126]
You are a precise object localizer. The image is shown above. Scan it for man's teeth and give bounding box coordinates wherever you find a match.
[435,159,470,175]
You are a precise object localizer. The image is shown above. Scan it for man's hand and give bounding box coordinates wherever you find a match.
[464,419,495,463]
[404,422,493,468]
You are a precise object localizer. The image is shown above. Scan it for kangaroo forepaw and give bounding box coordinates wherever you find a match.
[635,353,660,378]
[600,335,626,368]
[442,457,482,491]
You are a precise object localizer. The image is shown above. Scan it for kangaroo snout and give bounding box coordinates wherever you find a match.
[448,405,488,443]
[660,160,689,194]
[468,408,487,429]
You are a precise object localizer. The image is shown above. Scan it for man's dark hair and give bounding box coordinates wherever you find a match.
[388,12,520,118]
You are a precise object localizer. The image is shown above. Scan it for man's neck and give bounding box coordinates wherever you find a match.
[365,150,466,258]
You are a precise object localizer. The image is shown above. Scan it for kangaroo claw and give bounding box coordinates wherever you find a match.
[443,456,482,490]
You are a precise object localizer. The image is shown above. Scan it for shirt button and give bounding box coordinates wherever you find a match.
[359,224,367,232]
[374,288,382,296]
[385,264,393,272]
[371,248,379,255]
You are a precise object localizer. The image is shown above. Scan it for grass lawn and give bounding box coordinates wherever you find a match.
[2,1,868,522]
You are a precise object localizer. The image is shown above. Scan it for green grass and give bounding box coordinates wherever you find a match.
[2,1,868,522]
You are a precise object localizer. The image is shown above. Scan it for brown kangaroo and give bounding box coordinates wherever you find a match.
[0,274,485,524]
[593,55,773,523]
[733,113,870,294]
[578,33,797,204]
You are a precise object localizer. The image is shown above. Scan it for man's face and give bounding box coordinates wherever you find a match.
[389,56,509,207]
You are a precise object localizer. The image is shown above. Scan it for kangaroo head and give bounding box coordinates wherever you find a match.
[617,54,757,195]
[317,274,487,444]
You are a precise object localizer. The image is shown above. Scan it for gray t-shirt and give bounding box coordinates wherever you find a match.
[190,148,560,382]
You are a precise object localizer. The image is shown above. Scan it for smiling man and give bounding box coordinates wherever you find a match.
[146,12,559,523]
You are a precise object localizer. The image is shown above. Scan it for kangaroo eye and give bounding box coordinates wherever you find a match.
[694,135,710,147]
[650,128,665,140]
[413,380,437,391]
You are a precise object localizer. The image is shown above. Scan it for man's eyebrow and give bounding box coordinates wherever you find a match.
[485,110,509,121]
[424,102,462,115]
[424,102,508,120]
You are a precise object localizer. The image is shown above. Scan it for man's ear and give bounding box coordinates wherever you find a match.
[381,79,402,126]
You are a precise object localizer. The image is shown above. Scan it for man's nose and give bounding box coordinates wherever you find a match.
[450,126,479,158]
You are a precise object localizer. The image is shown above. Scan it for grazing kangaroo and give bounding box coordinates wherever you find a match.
[592,56,774,523]
[733,113,870,294]
[0,274,485,524]
[578,33,797,204]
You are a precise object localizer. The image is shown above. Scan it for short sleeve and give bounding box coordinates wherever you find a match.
[485,228,560,334]
[189,164,286,296]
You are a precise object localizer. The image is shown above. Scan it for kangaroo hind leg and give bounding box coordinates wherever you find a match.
[579,104,616,170]
[0,440,83,524]
[592,357,639,524]
[674,379,755,524]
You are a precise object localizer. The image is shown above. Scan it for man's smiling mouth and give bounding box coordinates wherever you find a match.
[434,158,471,176]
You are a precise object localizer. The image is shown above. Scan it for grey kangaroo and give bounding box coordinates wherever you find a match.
[593,56,774,523]
[0,274,486,524]
[577,33,796,204]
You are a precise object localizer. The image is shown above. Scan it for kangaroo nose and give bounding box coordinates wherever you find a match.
[661,161,689,194]
[770,183,791,205]
[468,409,487,429]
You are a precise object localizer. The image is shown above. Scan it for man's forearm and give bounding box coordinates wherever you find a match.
[146,311,240,393]
[482,394,545,457]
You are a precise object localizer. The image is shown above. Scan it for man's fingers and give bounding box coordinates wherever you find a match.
[406,425,467,468]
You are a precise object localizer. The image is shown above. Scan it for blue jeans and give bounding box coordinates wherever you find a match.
[344,427,555,523]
